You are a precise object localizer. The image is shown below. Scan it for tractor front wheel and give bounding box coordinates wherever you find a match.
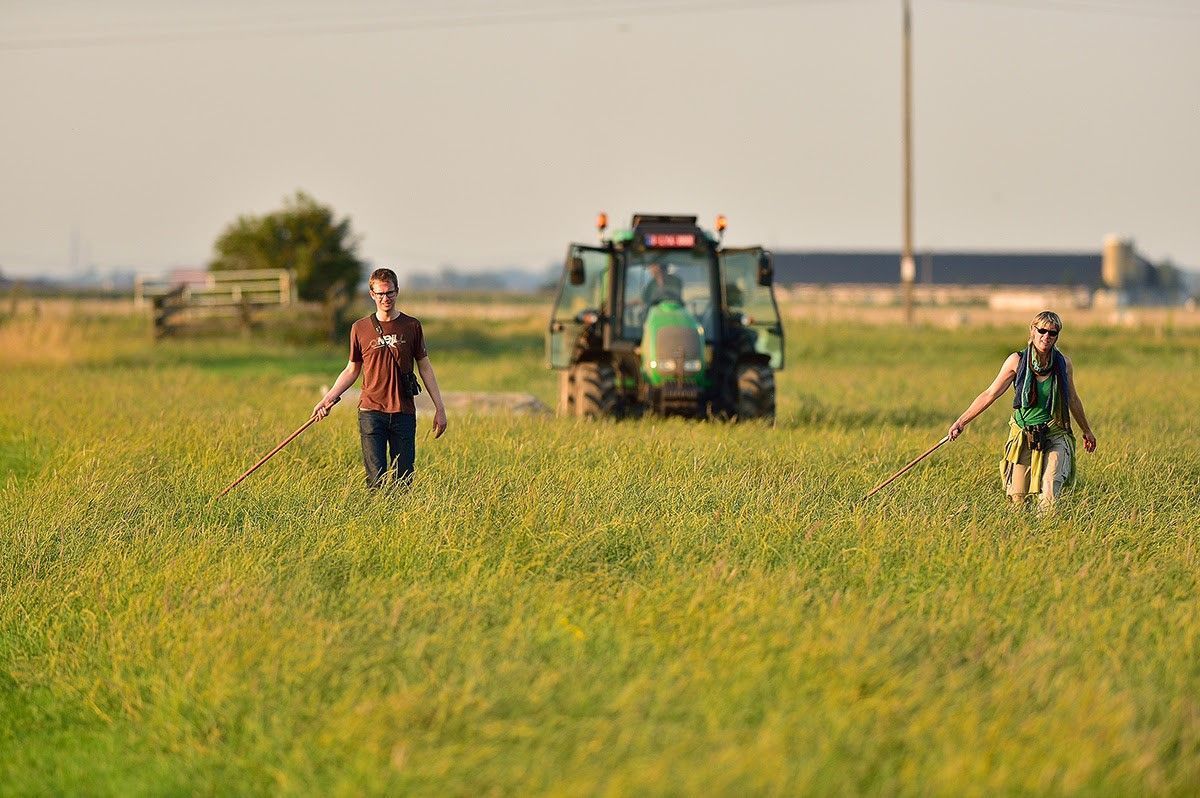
[736,362,776,422]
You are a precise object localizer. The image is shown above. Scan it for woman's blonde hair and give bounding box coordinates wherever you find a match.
[1028,310,1063,343]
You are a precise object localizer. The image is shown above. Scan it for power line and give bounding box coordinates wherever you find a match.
[4,0,767,34]
[940,0,1200,20]
[5,0,1189,52]
[0,0,872,52]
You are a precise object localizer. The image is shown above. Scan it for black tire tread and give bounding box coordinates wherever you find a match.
[736,362,776,422]
[574,362,617,418]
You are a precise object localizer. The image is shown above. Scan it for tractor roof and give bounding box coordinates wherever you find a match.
[630,214,698,227]
[611,214,715,248]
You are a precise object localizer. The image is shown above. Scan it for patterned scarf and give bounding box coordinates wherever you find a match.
[1017,344,1070,430]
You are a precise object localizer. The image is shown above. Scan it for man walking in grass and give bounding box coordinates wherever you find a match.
[313,268,447,488]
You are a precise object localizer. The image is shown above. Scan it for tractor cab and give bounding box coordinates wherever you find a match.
[548,213,783,420]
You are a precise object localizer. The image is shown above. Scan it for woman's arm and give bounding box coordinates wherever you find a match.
[948,352,1021,440]
[1064,356,1097,452]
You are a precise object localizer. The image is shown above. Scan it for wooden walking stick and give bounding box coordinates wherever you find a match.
[864,435,951,499]
[215,398,338,500]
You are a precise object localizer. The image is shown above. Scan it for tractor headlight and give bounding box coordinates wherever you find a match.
[684,359,702,372]
[660,359,677,371]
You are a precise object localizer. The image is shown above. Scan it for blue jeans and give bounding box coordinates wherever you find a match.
[358,410,416,489]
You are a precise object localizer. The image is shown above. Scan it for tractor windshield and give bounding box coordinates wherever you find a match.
[621,250,715,341]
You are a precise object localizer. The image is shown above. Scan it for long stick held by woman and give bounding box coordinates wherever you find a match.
[948,310,1097,511]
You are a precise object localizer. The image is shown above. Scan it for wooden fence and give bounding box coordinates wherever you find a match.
[134,269,295,338]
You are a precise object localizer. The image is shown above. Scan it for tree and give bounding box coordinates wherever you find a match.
[209,191,365,302]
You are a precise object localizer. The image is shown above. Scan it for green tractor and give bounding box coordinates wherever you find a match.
[547,213,784,421]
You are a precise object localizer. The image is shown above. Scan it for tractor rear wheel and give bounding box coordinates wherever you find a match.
[572,361,617,418]
[736,362,775,422]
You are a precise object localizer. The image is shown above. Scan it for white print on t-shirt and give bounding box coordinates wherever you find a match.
[373,333,406,350]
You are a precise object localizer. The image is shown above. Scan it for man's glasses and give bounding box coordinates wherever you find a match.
[371,290,398,299]
[1035,327,1059,338]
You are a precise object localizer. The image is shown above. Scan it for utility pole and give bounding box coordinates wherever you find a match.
[901,0,916,325]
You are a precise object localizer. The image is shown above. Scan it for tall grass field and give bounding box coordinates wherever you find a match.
[2,305,1199,795]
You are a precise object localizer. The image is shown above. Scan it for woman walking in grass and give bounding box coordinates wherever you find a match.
[948,310,1097,510]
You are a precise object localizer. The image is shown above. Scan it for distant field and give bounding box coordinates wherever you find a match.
[2,307,1199,794]
[13,291,1200,329]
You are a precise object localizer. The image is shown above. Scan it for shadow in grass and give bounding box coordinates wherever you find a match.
[432,326,543,356]
[98,326,544,377]
[779,395,946,431]
[100,348,339,377]
[0,434,50,483]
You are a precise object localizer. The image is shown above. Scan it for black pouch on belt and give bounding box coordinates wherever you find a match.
[1024,423,1049,452]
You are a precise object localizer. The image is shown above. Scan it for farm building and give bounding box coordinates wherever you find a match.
[773,236,1193,307]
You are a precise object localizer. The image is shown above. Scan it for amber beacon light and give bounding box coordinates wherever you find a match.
[596,212,608,234]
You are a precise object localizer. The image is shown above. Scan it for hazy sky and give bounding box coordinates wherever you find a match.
[1,0,1197,279]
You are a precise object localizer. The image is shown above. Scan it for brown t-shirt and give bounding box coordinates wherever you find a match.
[350,312,428,414]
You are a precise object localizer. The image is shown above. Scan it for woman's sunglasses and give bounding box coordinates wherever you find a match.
[1035,327,1060,338]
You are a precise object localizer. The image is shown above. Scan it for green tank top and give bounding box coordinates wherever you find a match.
[1015,374,1052,427]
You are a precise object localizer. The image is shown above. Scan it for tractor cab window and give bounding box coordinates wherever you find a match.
[719,248,784,369]
[548,245,612,369]
[621,250,715,341]
[554,248,609,318]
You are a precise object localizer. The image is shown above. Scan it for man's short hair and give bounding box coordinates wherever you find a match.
[369,268,399,291]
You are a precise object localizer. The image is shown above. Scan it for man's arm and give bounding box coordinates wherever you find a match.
[948,353,1020,440]
[416,356,448,438]
[1065,356,1097,452]
[313,360,361,420]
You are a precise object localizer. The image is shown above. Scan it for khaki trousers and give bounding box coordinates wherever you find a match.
[1006,435,1072,510]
